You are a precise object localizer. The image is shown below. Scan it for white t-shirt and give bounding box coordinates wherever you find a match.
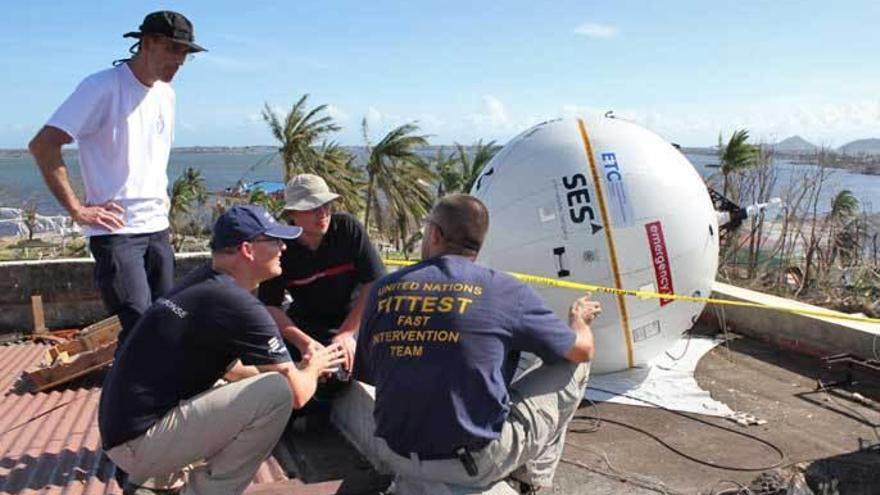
[47,63,174,236]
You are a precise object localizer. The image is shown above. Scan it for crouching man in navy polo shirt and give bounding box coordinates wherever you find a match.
[353,194,601,493]
[99,205,346,495]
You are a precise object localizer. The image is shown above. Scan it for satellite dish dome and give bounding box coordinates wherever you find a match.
[471,116,719,374]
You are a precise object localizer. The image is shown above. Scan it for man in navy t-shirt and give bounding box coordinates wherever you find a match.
[354,194,601,492]
[99,205,346,495]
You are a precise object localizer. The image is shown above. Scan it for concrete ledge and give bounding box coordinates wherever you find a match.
[710,281,880,360]
[0,252,211,333]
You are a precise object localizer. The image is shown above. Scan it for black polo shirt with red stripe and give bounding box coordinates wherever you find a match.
[258,213,385,343]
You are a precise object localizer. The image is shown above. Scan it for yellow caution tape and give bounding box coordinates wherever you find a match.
[382,258,880,325]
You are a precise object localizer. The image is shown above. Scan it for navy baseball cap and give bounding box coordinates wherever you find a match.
[210,205,301,251]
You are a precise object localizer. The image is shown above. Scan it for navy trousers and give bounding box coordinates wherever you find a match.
[89,229,175,346]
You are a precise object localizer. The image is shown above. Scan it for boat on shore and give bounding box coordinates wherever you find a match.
[216,180,286,199]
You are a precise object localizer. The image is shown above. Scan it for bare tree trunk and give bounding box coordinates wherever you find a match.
[364,173,376,231]
[798,151,832,295]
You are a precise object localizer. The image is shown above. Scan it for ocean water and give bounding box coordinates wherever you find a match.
[1,148,877,222]
[0,150,285,215]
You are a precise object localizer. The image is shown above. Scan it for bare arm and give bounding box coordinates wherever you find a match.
[224,359,260,382]
[256,344,346,409]
[331,281,374,372]
[564,294,600,363]
[265,305,323,357]
[28,126,124,230]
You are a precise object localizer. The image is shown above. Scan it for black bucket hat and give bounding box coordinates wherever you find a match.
[123,11,207,53]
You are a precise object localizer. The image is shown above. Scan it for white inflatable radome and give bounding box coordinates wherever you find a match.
[471,116,719,374]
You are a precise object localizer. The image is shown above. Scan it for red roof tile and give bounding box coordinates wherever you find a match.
[0,342,288,494]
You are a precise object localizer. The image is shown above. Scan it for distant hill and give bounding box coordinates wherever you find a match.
[838,138,880,155]
[773,135,816,153]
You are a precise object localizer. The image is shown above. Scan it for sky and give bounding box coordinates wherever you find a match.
[2,0,879,148]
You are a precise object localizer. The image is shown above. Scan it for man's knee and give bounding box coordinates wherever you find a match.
[250,372,294,418]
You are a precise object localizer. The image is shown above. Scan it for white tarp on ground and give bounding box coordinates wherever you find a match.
[585,335,735,417]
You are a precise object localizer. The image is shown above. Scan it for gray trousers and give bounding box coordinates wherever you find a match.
[336,358,590,492]
[106,373,293,495]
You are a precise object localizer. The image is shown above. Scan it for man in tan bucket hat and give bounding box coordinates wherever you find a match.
[258,174,385,424]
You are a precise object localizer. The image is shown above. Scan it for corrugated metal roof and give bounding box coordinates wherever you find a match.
[0,341,288,494]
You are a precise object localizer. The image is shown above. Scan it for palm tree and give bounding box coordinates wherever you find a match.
[169,168,206,222]
[830,189,859,221]
[315,140,365,215]
[828,189,861,265]
[262,95,367,212]
[433,148,462,197]
[718,129,758,199]
[169,168,207,249]
[456,140,501,193]
[262,94,340,182]
[248,188,285,217]
[361,119,435,247]
[385,158,437,253]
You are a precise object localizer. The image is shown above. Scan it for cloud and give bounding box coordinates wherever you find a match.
[365,106,386,127]
[250,104,285,124]
[326,105,350,123]
[178,121,198,132]
[484,96,509,126]
[467,95,512,129]
[362,107,415,139]
[415,112,445,129]
[563,98,880,147]
[350,107,444,143]
[573,22,618,39]
[451,96,880,147]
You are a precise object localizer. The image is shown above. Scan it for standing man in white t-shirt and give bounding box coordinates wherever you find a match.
[29,11,206,346]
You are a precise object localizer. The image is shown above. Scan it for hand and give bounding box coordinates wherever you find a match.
[297,338,325,361]
[569,293,602,326]
[331,332,357,372]
[305,343,347,377]
[72,201,125,230]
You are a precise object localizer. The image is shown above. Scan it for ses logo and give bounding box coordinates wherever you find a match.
[561,173,603,235]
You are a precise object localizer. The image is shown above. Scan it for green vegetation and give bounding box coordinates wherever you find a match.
[262,95,363,214]
[713,132,879,317]
[256,94,497,254]
[5,103,875,318]
[169,167,208,250]
[361,119,435,252]
[718,129,758,200]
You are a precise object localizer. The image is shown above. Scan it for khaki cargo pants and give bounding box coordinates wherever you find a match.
[337,358,590,493]
[106,373,293,495]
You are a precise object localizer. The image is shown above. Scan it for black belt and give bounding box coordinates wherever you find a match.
[408,450,460,461]
[392,440,489,476]
[391,437,489,460]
